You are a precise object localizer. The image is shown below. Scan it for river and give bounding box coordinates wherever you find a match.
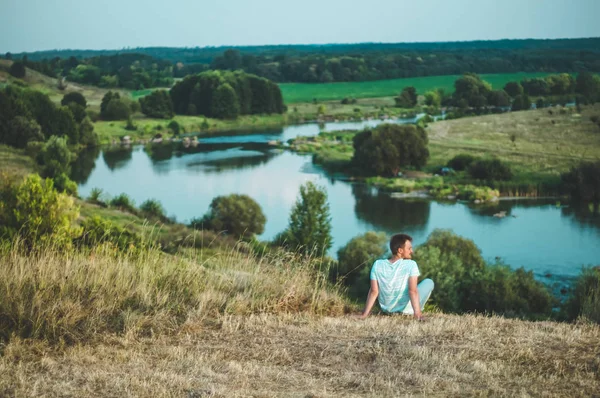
[75,118,600,283]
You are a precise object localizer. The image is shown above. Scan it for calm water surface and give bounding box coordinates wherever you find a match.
[76,120,600,281]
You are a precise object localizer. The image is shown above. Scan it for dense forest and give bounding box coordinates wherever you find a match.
[4,38,600,87]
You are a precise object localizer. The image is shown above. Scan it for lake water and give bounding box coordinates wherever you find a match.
[75,119,600,283]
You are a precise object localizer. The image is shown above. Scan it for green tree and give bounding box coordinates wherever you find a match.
[352,124,429,176]
[575,71,600,101]
[0,174,80,248]
[511,94,531,111]
[61,92,87,108]
[4,116,44,148]
[139,90,174,119]
[394,86,418,108]
[210,83,239,119]
[200,194,266,239]
[140,199,167,220]
[280,182,332,255]
[424,90,441,107]
[453,73,492,108]
[9,61,26,78]
[39,136,73,178]
[547,73,575,95]
[503,82,524,97]
[78,117,98,147]
[562,267,600,323]
[102,98,131,121]
[487,90,511,107]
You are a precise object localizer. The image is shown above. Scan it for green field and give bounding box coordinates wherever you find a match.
[279,72,558,103]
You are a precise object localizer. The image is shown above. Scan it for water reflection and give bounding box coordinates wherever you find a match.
[352,184,431,232]
[70,146,100,184]
[102,146,134,171]
[562,202,600,229]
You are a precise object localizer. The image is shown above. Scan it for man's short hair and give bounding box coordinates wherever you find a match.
[390,233,413,255]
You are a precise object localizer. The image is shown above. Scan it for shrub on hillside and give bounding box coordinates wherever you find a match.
[200,194,266,240]
[468,158,513,181]
[110,193,137,214]
[0,174,81,249]
[447,154,477,171]
[562,267,600,323]
[100,91,131,121]
[333,231,387,299]
[3,116,44,149]
[140,198,167,221]
[38,136,73,179]
[9,61,25,78]
[76,216,144,252]
[61,92,87,108]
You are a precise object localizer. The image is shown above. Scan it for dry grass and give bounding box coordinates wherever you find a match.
[0,243,346,343]
[427,105,600,175]
[0,314,598,397]
[0,145,36,178]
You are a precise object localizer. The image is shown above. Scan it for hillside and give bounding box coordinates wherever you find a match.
[1,313,598,396]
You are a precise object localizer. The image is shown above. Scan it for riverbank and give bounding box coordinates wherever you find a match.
[288,103,600,199]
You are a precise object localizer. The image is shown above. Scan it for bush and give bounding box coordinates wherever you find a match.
[415,230,554,317]
[109,193,136,214]
[103,98,131,121]
[562,267,600,323]
[468,158,513,181]
[76,216,144,253]
[140,198,167,220]
[61,92,87,108]
[38,136,73,178]
[53,173,78,196]
[88,187,105,205]
[168,120,180,135]
[447,154,477,171]
[333,231,387,298]
[9,61,25,78]
[3,116,44,149]
[200,194,266,240]
[0,174,81,249]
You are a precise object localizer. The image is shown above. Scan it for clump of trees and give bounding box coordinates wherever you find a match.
[195,194,266,240]
[100,91,131,121]
[0,85,97,148]
[139,90,174,119]
[170,70,285,119]
[352,124,429,176]
[394,86,417,108]
[561,161,600,203]
[468,158,513,181]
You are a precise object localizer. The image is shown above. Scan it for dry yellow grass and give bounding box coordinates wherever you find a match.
[1,314,598,397]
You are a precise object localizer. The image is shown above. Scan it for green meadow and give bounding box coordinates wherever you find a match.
[279,72,558,103]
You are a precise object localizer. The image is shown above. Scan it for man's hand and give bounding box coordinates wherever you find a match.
[414,313,426,321]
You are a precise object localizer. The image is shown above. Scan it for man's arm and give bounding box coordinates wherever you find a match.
[408,276,424,320]
[359,279,379,319]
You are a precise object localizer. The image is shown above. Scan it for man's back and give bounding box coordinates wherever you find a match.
[370,258,420,313]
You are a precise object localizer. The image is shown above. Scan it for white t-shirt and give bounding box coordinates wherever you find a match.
[370,258,420,313]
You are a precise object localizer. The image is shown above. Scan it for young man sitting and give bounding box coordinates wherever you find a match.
[359,233,434,320]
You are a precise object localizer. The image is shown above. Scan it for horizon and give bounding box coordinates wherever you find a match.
[2,0,600,54]
[7,36,600,56]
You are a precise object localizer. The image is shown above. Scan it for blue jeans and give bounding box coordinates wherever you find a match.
[401,278,434,315]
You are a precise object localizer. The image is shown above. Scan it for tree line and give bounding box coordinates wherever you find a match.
[5,38,600,87]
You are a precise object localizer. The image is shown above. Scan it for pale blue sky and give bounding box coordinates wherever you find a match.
[1,0,599,53]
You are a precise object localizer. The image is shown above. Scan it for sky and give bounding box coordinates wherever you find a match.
[1,0,600,53]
